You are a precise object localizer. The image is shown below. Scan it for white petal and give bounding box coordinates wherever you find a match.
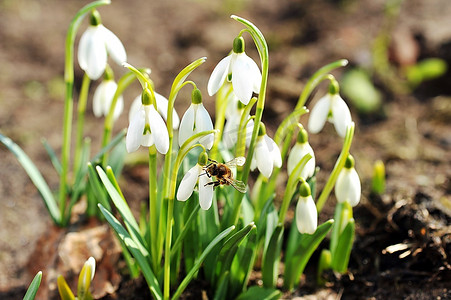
[250,155,257,171]
[335,168,361,207]
[141,132,154,147]
[232,53,255,105]
[100,25,127,65]
[308,95,331,134]
[129,95,141,122]
[78,27,94,71]
[178,105,195,147]
[86,257,96,280]
[246,55,262,93]
[155,92,180,130]
[222,113,239,149]
[112,95,124,121]
[296,195,318,234]
[245,119,254,147]
[92,81,106,117]
[225,94,239,120]
[102,80,120,117]
[80,26,107,80]
[264,135,282,168]
[146,106,169,154]
[287,143,315,178]
[195,104,214,150]
[198,174,214,210]
[126,108,145,153]
[331,94,352,138]
[255,137,273,178]
[177,164,202,201]
[208,55,232,96]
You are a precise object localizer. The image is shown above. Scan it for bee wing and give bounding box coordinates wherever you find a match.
[225,156,246,167]
[224,177,247,193]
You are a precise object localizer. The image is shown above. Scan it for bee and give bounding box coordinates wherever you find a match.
[201,157,247,193]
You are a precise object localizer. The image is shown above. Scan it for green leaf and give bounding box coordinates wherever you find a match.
[172,225,236,300]
[96,166,149,255]
[283,220,334,291]
[23,271,42,300]
[235,286,281,300]
[262,224,283,288]
[0,134,61,225]
[99,204,163,300]
[91,129,126,163]
[87,163,110,211]
[41,138,62,175]
[213,271,230,300]
[57,275,75,300]
[331,218,355,273]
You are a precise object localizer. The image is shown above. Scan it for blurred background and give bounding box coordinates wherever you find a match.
[0,0,450,298]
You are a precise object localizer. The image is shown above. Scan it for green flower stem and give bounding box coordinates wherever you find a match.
[236,97,257,158]
[316,123,355,212]
[74,73,90,176]
[210,85,233,160]
[163,130,216,300]
[278,153,312,223]
[101,71,136,166]
[59,0,111,226]
[229,15,269,226]
[148,145,159,273]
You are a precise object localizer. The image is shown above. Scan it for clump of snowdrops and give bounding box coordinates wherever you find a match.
[1,1,363,299]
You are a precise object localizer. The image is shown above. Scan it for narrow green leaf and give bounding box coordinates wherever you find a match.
[171,203,201,254]
[331,218,355,273]
[262,224,283,288]
[87,163,110,211]
[283,220,334,291]
[235,286,281,300]
[0,134,60,225]
[213,271,230,300]
[23,271,42,300]
[99,204,163,300]
[172,225,235,300]
[96,166,149,254]
[41,138,62,175]
[57,275,75,300]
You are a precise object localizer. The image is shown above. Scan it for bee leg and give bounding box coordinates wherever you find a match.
[204,181,220,190]
[198,172,211,178]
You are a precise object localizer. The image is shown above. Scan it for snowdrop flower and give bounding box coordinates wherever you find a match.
[208,36,261,105]
[126,87,169,154]
[287,125,315,178]
[308,82,352,138]
[335,155,361,207]
[177,152,214,210]
[251,123,282,178]
[78,10,127,80]
[178,88,214,149]
[296,179,318,234]
[80,257,96,292]
[223,99,254,149]
[129,92,180,130]
[92,67,123,120]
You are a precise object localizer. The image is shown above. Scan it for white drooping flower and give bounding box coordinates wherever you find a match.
[208,36,261,105]
[178,89,214,149]
[176,153,214,210]
[129,92,180,130]
[335,155,361,207]
[308,85,352,137]
[78,10,127,80]
[287,126,315,178]
[296,180,318,234]
[250,123,282,178]
[126,88,169,154]
[92,70,124,120]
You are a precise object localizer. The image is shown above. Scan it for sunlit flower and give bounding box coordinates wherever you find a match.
[80,256,96,290]
[250,123,282,178]
[126,88,169,154]
[78,10,126,80]
[208,36,261,105]
[287,126,315,178]
[308,86,352,137]
[178,89,214,149]
[335,155,361,207]
[296,179,317,234]
[93,70,123,120]
[129,92,180,130]
[176,153,213,210]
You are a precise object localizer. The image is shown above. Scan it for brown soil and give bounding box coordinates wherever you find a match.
[0,0,450,299]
